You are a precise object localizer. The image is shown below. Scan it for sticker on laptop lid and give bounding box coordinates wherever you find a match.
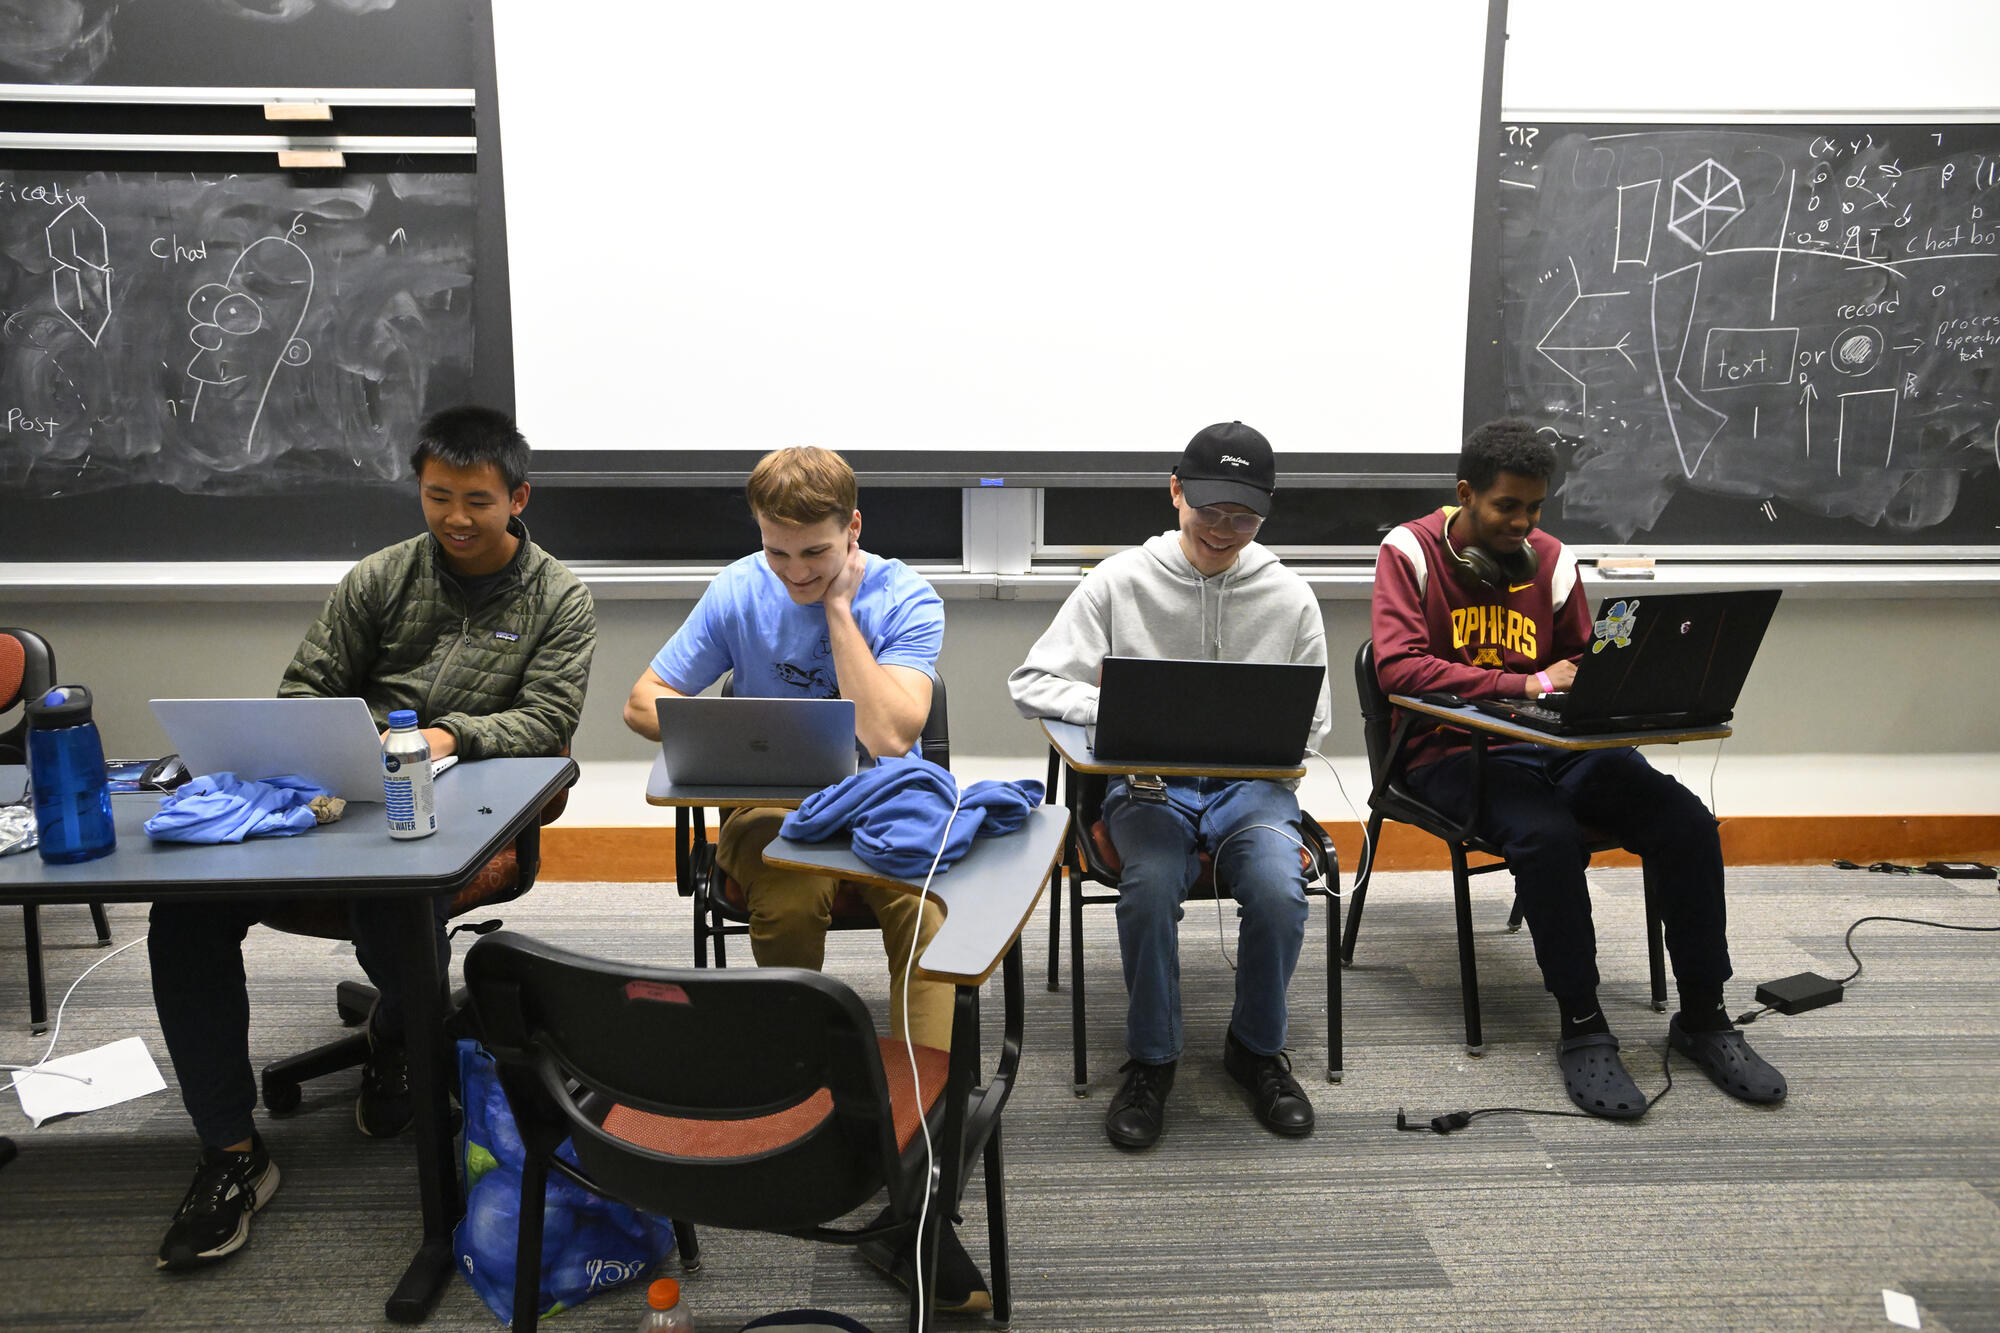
[1591,598,1639,653]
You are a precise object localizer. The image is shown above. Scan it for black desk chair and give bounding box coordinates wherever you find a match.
[685,676,950,968]
[1,626,112,1033]
[1043,759,1341,1092]
[1347,640,1666,1054]
[466,931,1009,1333]
[256,771,573,1114]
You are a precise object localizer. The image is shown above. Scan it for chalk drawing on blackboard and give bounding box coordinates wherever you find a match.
[1649,260,1728,478]
[1615,181,1660,268]
[1535,256,1636,417]
[45,201,112,347]
[182,220,314,461]
[1667,159,1746,252]
[1836,387,1898,475]
[1831,325,1883,376]
[1699,327,1798,393]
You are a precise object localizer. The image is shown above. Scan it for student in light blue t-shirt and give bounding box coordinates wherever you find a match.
[621,446,949,1045]
[623,448,989,1315]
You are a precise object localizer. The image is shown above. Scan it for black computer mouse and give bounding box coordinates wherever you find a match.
[1422,692,1466,707]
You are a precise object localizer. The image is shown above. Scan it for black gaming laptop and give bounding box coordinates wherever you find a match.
[1468,589,1781,736]
[1089,657,1324,768]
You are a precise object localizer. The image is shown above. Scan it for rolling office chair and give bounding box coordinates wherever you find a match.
[255,761,574,1114]
[685,676,951,969]
[1347,640,1666,1054]
[1,627,114,1033]
[1042,757,1341,1092]
[466,931,1014,1333]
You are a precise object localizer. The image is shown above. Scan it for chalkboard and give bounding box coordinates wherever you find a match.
[0,167,475,496]
[0,0,474,88]
[1491,120,2000,547]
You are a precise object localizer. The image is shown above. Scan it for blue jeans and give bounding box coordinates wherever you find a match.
[1102,776,1309,1065]
[1404,745,1731,997]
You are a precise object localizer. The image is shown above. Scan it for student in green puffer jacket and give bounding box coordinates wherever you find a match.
[148,407,596,1274]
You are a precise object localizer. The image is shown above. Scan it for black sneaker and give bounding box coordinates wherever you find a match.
[857,1218,992,1315]
[355,1013,413,1139]
[156,1135,281,1271]
[1104,1058,1176,1149]
[1223,1029,1314,1137]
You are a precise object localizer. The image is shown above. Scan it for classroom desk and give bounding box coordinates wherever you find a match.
[0,757,577,1324]
[644,752,826,959]
[1384,696,1732,750]
[1037,719,1340,1090]
[764,804,1068,1330]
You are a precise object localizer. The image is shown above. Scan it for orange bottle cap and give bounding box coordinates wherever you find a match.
[648,1278,681,1309]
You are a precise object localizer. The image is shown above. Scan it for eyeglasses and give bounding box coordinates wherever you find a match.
[1189,505,1264,534]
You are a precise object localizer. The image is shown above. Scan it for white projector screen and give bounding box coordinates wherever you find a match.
[492,2,1489,458]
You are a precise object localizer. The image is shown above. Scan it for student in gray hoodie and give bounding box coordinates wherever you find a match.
[1009,422,1332,1149]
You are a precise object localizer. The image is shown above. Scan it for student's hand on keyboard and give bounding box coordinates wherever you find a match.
[1534,660,1578,696]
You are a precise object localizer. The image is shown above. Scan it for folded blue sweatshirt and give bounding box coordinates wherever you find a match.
[144,773,329,844]
[779,755,1044,879]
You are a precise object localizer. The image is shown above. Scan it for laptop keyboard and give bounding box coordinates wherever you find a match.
[1471,697,1565,725]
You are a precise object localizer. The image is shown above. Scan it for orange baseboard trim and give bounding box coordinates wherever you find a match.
[542,816,2000,883]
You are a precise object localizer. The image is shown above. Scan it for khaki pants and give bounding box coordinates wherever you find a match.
[715,806,954,1051]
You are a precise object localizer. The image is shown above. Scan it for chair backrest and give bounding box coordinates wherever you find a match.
[1353,640,1395,789]
[465,930,910,1232]
[0,628,56,764]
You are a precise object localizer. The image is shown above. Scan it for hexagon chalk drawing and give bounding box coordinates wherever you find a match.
[1667,159,1745,252]
[47,201,113,346]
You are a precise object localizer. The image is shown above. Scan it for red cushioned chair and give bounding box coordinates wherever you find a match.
[1347,640,1666,1055]
[687,676,950,968]
[255,754,573,1114]
[466,930,1011,1333]
[1,627,113,1033]
[1044,758,1341,1093]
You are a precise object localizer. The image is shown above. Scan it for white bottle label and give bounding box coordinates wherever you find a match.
[384,744,436,839]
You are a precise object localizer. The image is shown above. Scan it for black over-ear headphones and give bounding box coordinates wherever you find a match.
[1442,519,1539,591]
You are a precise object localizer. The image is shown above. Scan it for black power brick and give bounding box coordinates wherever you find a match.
[1754,971,1845,1015]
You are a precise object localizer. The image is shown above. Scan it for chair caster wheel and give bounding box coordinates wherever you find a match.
[262,1079,302,1114]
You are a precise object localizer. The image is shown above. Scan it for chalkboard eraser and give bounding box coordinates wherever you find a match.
[1596,557,1655,579]
[265,102,333,121]
[279,149,346,169]
[979,478,1006,487]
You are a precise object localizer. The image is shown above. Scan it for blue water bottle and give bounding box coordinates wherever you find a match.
[26,685,117,865]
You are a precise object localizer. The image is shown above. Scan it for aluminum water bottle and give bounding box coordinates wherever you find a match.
[382,709,436,839]
[26,685,116,865]
[637,1278,693,1332]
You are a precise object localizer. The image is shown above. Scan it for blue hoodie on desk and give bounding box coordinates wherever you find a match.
[779,756,1043,880]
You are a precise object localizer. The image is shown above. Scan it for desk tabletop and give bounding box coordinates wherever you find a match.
[764,804,1069,986]
[1386,696,1732,750]
[1039,718,1308,780]
[643,753,821,808]
[0,757,576,905]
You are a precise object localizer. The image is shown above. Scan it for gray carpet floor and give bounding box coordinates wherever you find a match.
[1,865,1997,1332]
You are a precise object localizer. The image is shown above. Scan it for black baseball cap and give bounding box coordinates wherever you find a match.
[1174,421,1276,516]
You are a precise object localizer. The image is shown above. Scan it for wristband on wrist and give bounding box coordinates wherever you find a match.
[1534,670,1553,695]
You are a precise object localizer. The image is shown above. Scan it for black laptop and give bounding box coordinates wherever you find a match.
[1089,657,1324,768]
[1468,589,1781,736]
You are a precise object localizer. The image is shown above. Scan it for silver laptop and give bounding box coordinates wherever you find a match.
[657,696,858,788]
[150,697,456,802]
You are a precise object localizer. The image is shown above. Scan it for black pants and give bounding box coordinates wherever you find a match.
[1405,745,1732,998]
[148,896,449,1149]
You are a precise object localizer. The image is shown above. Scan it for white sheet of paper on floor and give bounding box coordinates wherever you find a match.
[12,1036,167,1128]
[1883,1289,1921,1329]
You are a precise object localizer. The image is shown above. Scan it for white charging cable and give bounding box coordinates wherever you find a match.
[1198,749,1368,971]
[898,778,964,1315]
[2,934,149,1094]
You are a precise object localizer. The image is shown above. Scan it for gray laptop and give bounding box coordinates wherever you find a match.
[656,696,859,788]
[150,697,456,802]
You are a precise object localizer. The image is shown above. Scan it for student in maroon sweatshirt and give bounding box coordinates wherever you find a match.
[1370,419,1787,1119]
